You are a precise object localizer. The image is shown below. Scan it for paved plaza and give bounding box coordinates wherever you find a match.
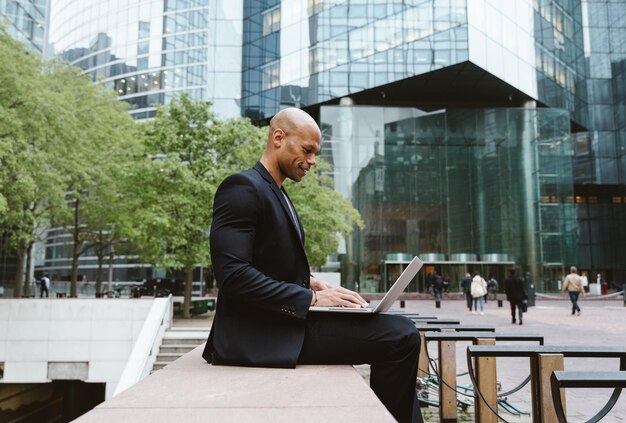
[405,296,626,422]
[175,295,626,422]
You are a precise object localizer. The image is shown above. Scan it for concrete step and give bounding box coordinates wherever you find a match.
[159,345,198,354]
[151,362,169,372]
[162,336,207,345]
[156,353,183,363]
[152,329,209,373]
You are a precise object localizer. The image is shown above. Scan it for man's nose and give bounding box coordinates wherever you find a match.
[307,155,316,166]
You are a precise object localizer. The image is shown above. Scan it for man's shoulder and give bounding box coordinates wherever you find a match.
[220,167,264,188]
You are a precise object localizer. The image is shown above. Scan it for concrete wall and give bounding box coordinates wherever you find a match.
[0,299,156,398]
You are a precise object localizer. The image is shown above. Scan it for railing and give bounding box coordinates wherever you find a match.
[113,295,173,396]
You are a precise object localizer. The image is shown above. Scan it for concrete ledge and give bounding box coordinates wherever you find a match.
[74,344,395,422]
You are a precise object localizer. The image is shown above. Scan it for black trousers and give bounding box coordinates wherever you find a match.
[509,301,523,322]
[464,292,473,310]
[568,291,581,313]
[298,313,423,423]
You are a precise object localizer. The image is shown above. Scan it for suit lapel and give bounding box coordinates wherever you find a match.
[253,162,305,245]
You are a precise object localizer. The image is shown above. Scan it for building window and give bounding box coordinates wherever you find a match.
[262,6,280,36]
[261,61,280,90]
[307,0,323,16]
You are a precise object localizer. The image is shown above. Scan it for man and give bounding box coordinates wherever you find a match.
[202,108,422,423]
[40,275,50,298]
[562,266,583,315]
[504,269,527,325]
[429,271,443,301]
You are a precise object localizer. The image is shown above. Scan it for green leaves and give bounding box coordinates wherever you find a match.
[129,93,265,273]
[286,161,364,267]
[0,29,140,296]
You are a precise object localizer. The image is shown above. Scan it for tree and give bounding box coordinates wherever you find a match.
[286,160,364,267]
[0,30,70,297]
[40,61,139,297]
[0,29,140,297]
[129,94,265,317]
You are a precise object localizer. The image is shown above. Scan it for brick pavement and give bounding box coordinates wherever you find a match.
[174,297,626,422]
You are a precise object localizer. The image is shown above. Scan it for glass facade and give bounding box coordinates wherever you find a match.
[242,0,469,120]
[0,0,620,288]
[46,0,243,119]
[0,0,46,53]
[532,0,587,126]
[321,105,576,292]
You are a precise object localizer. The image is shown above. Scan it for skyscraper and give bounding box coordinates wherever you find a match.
[0,0,47,53]
[45,0,242,120]
[22,0,626,291]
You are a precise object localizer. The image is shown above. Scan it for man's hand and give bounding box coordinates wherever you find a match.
[309,275,368,308]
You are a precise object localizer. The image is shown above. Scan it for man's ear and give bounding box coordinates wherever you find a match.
[272,128,285,147]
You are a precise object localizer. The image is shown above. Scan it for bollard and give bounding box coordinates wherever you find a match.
[400,300,405,308]
[435,300,441,308]
[527,283,536,307]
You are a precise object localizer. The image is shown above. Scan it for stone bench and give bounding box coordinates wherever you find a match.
[425,332,544,422]
[74,344,395,423]
[550,370,626,423]
[466,345,626,422]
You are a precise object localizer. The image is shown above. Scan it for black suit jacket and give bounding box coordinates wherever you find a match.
[202,162,313,368]
[504,277,527,303]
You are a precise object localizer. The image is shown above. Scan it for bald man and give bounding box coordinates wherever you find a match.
[203,108,423,422]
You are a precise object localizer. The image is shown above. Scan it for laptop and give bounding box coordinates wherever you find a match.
[309,256,423,313]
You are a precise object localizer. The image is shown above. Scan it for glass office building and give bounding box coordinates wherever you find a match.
[321,105,576,291]
[46,0,243,120]
[240,0,626,287]
[0,0,46,53]
[8,0,621,291]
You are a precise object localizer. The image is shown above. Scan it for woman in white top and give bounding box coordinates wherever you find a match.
[470,272,488,315]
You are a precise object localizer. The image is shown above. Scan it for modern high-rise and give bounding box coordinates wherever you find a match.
[239,0,626,290]
[45,0,243,120]
[21,0,626,292]
[0,0,47,52]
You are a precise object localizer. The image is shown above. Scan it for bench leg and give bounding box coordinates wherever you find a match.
[474,338,498,423]
[537,353,564,422]
[438,340,457,422]
[417,330,429,379]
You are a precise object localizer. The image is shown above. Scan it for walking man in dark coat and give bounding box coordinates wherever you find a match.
[461,273,473,311]
[505,268,527,325]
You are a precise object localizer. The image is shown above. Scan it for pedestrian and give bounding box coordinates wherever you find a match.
[562,266,584,315]
[40,275,50,298]
[487,274,498,301]
[429,271,443,301]
[580,271,589,293]
[202,108,423,423]
[470,272,487,315]
[597,273,608,295]
[461,273,473,312]
[504,268,527,325]
[441,274,449,293]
